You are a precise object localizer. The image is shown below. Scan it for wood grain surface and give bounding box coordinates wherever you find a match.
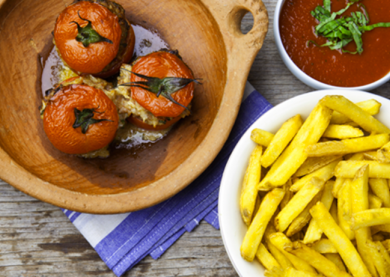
[1,0,390,276]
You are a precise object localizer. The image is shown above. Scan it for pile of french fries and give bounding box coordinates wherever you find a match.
[239,95,390,277]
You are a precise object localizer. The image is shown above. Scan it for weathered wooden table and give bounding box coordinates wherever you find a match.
[1,1,390,276]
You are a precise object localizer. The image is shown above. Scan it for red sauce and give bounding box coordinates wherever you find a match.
[280,0,390,87]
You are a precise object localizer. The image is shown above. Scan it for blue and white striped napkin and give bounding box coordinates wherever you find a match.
[62,82,272,276]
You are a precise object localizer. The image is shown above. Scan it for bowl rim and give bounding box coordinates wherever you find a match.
[273,0,390,91]
[218,89,390,276]
[0,0,269,214]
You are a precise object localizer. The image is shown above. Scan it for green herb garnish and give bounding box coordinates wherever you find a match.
[309,0,390,54]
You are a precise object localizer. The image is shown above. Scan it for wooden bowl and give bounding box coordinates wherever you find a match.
[0,0,268,213]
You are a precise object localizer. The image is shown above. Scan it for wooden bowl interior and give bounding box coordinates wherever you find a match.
[0,0,226,195]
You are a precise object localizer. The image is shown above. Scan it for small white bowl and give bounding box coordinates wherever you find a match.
[273,0,390,91]
[219,90,390,277]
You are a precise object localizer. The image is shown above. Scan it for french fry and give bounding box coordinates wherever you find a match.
[295,155,342,177]
[330,99,381,124]
[286,191,322,237]
[264,267,284,277]
[323,124,364,139]
[381,239,390,251]
[251,128,274,147]
[241,188,285,261]
[372,224,390,234]
[352,208,390,230]
[303,180,335,244]
[350,165,378,277]
[335,161,390,179]
[377,141,390,163]
[285,241,351,277]
[363,151,379,161]
[290,160,340,192]
[305,134,389,157]
[265,240,293,269]
[369,178,390,208]
[276,177,325,232]
[261,114,302,168]
[268,233,317,274]
[366,240,390,277]
[369,193,383,209]
[240,145,262,225]
[330,201,339,225]
[332,177,345,199]
[258,104,332,190]
[338,179,355,240]
[311,239,338,254]
[280,180,293,210]
[310,202,371,277]
[283,268,320,277]
[320,95,390,134]
[324,254,347,272]
[256,243,281,271]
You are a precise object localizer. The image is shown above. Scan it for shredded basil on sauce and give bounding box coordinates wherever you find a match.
[309,1,390,54]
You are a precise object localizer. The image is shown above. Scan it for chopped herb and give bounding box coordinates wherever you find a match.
[309,0,390,54]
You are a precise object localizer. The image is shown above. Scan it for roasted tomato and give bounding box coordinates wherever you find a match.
[54,0,134,77]
[129,50,198,118]
[43,84,119,154]
[127,115,182,131]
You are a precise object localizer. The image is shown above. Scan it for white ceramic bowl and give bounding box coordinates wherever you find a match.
[219,90,390,276]
[273,0,390,91]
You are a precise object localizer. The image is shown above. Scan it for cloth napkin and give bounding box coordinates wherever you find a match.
[62,82,272,276]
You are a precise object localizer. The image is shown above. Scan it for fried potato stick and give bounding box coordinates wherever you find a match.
[284,267,319,277]
[265,240,293,270]
[332,177,345,199]
[285,241,351,277]
[241,188,285,261]
[338,179,355,240]
[305,134,389,157]
[256,243,281,271]
[335,161,390,179]
[369,193,383,209]
[310,202,371,277]
[377,141,390,163]
[324,254,347,272]
[240,145,262,225]
[251,128,274,147]
[276,177,325,232]
[304,180,334,244]
[352,208,390,229]
[350,165,378,277]
[320,95,390,134]
[268,233,317,274]
[330,99,381,124]
[290,160,340,192]
[369,178,390,208]
[366,240,390,277]
[261,114,302,168]
[323,124,364,139]
[258,104,332,190]
[311,239,338,254]
[286,191,322,237]
[295,155,343,177]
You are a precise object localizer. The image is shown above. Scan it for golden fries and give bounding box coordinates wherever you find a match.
[352,208,390,230]
[310,202,371,277]
[335,161,390,179]
[251,128,274,147]
[239,95,390,276]
[323,124,364,139]
[305,134,389,157]
[261,115,302,168]
[330,99,381,124]
[285,241,351,277]
[240,145,262,225]
[275,177,324,232]
[320,95,390,134]
[241,188,285,261]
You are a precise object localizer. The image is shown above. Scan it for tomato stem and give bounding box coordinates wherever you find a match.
[70,10,113,47]
[73,107,112,134]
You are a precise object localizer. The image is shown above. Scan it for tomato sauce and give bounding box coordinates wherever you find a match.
[279,0,390,87]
